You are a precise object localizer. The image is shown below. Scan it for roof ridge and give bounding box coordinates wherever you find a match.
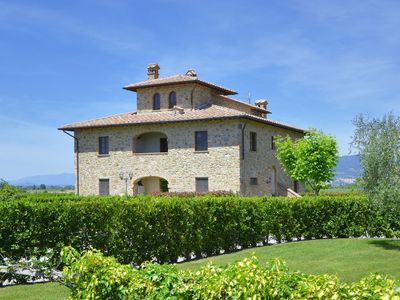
[123,74,237,95]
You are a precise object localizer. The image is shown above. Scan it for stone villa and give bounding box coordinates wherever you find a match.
[60,64,305,196]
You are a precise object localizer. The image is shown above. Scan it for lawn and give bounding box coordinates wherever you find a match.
[0,282,69,300]
[178,238,400,283]
[1,238,399,299]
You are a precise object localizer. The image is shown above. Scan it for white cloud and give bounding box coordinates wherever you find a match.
[0,1,152,55]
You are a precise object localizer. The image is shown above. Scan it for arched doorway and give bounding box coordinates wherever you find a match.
[133,176,169,195]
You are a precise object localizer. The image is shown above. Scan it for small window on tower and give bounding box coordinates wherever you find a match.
[168,91,177,108]
[153,93,161,110]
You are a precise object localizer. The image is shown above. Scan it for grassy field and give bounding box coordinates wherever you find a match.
[1,238,399,299]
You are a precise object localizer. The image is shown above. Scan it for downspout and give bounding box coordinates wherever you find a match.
[62,130,80,196]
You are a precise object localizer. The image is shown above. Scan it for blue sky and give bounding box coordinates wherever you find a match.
[1,0,400,180]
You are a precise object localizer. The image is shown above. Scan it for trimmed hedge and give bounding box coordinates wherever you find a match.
[62,246,400,299]
[1,194,399,264]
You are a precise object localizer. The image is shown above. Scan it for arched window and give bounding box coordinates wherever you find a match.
[168,91,176,108]
[153,93,160,110]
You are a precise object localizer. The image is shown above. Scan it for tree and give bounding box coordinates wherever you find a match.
[275,129,339,195]
[351,113,400,215]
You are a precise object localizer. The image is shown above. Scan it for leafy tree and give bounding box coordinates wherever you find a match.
[351,113,400,219]
[40,184,46,190]
[275,129,339,195]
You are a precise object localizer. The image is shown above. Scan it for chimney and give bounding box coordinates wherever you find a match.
[147,63,160,80]
[255,99,268,118]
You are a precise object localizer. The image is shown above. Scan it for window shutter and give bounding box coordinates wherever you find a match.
[195,131,208,151]
[250,132,257,151]
[196,177,208,193]
[99,136,109,155]
[99,179,109,195]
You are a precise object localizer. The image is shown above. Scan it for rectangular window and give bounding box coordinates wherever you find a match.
[250,177,258,185]
[160,138,168,152]
[99,136,109,155]
[99,179,109,195]
[271,136,275,150]
[250,132,257,151]
[196,177,209,193]
[195,131,208,151]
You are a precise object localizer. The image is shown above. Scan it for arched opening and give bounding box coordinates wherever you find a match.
[133,132,168,154]
[133,176,169,195]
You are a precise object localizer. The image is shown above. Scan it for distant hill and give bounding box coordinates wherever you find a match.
[332,154,362,186]
[8,173,74,187]
[335,155,362,178]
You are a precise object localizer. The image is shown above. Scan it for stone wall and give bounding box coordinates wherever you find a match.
[136,83,214,113]
[135,83,261,116]
[75,119,242,195]
[239,120,305,196]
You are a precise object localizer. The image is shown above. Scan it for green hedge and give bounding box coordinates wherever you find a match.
[62,246,400,299]
[1,194,399,264]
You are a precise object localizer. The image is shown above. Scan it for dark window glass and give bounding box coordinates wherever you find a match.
[99,136,109,155]
[271,136,275,150]
[195,131,208,151]
[160,138,168,152]
[196,177,209,193]
[294,180,299,193]
[168,91,177,108]
[250,177,258,185]
[99,179,110,195]
[250,132,257,151]
[153,93,161,110]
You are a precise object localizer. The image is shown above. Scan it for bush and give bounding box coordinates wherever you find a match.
[0,181,26,201]
[62,246,400,299]
[0,194,399,265]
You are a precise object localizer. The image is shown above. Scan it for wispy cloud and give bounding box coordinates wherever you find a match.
[0,1,152,55]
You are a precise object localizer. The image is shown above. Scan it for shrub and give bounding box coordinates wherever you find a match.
[0,194,398,266]
[62,246,400,299]
[0,182,26,201]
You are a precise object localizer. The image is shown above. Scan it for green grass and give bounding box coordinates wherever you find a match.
[1,238,399,299]
[0,282,69,300]
[177,238,400,283]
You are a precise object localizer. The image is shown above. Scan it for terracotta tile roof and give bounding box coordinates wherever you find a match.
[217,95,271,114]
[123,74,237,95]
[59,105,304,133]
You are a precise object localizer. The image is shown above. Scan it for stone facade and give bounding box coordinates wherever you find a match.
[239,120,304,196]
[75,120,242,196]
[74,118,303,196]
